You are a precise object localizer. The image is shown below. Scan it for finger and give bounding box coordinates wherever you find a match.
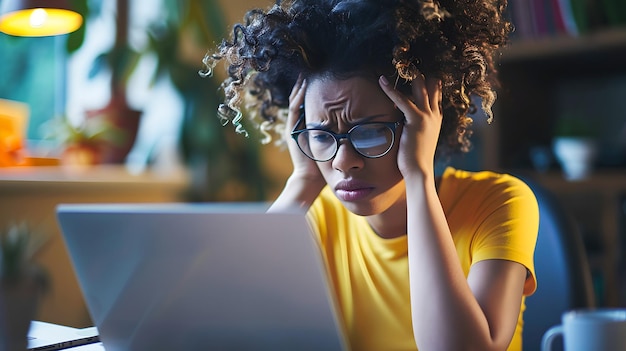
[289,74,304,103]
[288,76,307,128]
[378,75,417,114]
[411,74,429,111]
[426,78,443,116]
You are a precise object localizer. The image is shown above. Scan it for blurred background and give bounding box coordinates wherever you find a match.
[0,0,624,331]
[0,0,291,203]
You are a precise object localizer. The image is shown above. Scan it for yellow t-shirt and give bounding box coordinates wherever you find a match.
[307,167,539,351]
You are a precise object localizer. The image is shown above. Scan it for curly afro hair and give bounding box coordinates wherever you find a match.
[201,0,512,156]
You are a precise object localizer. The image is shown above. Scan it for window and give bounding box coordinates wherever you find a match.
[0,34,65,140]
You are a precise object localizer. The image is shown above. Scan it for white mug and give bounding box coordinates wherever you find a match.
[541,308,626,351]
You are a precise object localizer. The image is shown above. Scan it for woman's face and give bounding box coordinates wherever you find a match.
[303,75,406,216]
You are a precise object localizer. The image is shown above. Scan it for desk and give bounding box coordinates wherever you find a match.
[0,166,190,328]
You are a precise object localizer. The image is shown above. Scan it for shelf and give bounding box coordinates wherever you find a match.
[493,23,626,307]
[0,165,190,195]
[523,170,626,192]
[500,27,626,63]
[494,25,626,170]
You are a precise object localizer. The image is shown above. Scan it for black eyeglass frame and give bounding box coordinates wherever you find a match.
[290,113,403,162]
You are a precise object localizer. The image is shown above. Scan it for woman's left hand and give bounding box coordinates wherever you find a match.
[378,74,443,178]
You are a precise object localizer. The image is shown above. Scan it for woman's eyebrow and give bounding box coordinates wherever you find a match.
[305,113,393,129]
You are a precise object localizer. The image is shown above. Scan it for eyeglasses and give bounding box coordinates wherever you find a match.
[290,114,402,162]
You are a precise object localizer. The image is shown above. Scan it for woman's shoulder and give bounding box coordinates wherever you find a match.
[440,167,537,205]
[441,167,531,189]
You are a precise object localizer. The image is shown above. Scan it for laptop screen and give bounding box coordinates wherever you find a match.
[56,203,348,351]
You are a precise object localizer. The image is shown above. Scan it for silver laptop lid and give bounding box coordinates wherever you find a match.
[56,203,347,351]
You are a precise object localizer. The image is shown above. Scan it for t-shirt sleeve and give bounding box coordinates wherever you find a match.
[470,175,539,296]
[306,186,338,247]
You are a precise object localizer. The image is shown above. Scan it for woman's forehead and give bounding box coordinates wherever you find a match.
[304,76,396,124]
[305,76,389,106]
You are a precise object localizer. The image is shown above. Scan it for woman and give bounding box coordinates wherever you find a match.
[202,0,538,350]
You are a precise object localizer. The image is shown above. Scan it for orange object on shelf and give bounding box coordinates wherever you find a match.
[0,98,29,167]
[23,157,61,167]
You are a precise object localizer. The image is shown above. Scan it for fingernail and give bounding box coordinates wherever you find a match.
[379,75,389,86]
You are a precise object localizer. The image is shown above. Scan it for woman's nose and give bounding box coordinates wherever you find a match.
[331,140,364,172]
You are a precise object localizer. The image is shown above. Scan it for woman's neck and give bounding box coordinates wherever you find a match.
[367,196,408,239]
[366,175,443,239]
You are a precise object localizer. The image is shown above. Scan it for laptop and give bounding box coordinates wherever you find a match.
[28,321,99,350]
[56,203,348,351]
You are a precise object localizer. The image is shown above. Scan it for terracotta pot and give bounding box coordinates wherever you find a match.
[85,93,142,164]
[61,143,103,167]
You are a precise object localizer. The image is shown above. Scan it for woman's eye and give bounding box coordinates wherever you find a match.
[354,125,387,138]
[310,131,334,144]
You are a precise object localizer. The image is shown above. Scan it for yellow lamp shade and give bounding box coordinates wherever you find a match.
[0,0,83,37]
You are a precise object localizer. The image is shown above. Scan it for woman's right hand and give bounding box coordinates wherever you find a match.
[268,76,326,212]
[284,76,325,185]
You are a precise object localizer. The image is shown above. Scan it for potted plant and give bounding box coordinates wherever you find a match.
[0,222,49,351]
[86,0,143,164]
[41,116,125,166]
[552,114,598,180]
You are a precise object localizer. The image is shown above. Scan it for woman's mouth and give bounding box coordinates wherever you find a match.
[334,180,375,202]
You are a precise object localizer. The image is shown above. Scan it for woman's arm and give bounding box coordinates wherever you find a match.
[268,77,326,213]
[404,173,527,351]
[380,75,528,351]
[268,172,326,212]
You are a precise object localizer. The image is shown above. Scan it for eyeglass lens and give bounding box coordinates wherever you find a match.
[296,123,394,161]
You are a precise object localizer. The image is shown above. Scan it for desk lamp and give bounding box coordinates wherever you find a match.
[0,0,82,36]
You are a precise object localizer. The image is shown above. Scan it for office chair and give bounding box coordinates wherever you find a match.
[519,176,596,351]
